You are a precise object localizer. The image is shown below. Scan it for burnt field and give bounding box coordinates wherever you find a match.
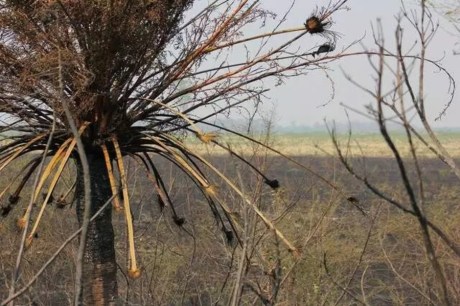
[1,153,459,305]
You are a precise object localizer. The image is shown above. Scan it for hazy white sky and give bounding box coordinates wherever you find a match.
[261,0,460,128]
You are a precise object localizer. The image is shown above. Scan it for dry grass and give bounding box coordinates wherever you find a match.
[2,133,460,305]
[186,132,460,157]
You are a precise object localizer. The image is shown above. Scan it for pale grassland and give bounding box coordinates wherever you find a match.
[185,132,460,157]
[1,132,458,157]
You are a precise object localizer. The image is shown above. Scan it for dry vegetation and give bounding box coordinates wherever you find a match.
[1,0,459,305]
[1,138,459,305]
[186,132,460,157]
[0,1,350,303]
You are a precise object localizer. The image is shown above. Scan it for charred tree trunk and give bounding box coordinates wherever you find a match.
[75,152,118,305]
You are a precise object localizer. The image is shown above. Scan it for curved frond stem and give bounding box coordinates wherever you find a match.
[140,98,206,142]
[1,159,40,220]
[212,141,274,183]
[0,157,40,203]
[161,134,299,256]
[27,135,79,247]
[142,150,234,236]
[18,147,67,230]
[147,141,221,221]
[0,138,34,156]
[32,138,73,202]
[112,136,139,278]
[58,179,77,207]
[0,134,47,172]
[157,136,211,185]
[204,26,307,54]
[198,121,356,202]
[138,147,242,244]
[133,153,177,215]
[10,159,42,202]
[8,105,59,301]
[156,90,268,135]
[101,143,123,212]
[146,135,211,188]
[0,179,19,205]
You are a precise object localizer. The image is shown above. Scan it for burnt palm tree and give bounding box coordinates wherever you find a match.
[0,0,348,304]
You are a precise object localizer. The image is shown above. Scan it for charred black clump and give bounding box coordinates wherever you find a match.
[1,205,12,217]
[347,196,359,204]
[56,195,67,209]
[223,228,234,244]
[157,194,165,211]
[42,192,54,205]
[8,194,20,205]
[304,16,329,34]
[304,7,340,44]
[3,194,21,217]
[346,196,367,215]
[265,179,280,190]
[173,215,185,226]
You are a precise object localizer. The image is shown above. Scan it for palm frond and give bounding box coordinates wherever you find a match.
[0,1,350,284]
[0,134,47,172]
[27,138,77,247]
[112,136,139,279]
[101,143,122,211]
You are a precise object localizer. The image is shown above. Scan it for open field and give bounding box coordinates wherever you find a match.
[1,132,459,305]
[186,131,460,158]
